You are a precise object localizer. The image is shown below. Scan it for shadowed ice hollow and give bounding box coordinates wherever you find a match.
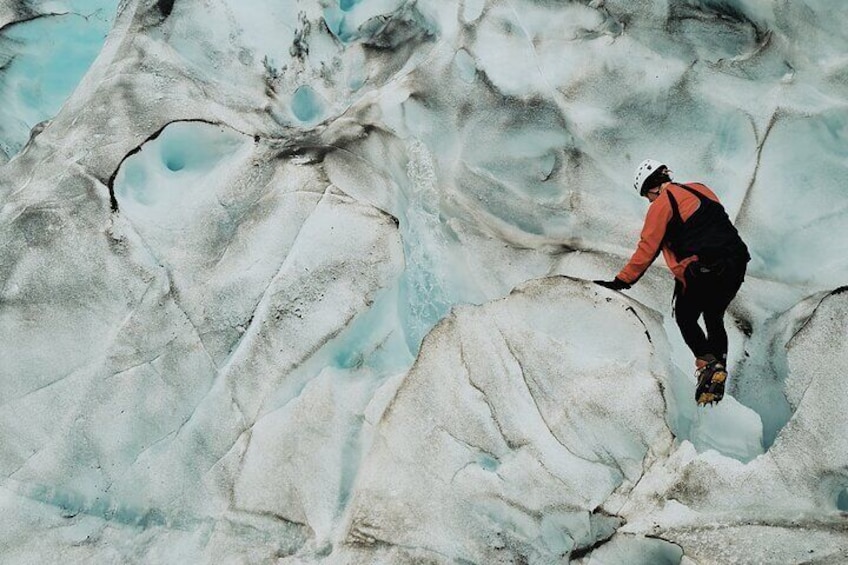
[1,0,847,562]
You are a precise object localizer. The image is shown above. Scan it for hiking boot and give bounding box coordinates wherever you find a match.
[694,354,716,382]
[695,357,727,405]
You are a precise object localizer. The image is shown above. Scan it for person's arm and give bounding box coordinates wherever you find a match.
[615,193,673,285]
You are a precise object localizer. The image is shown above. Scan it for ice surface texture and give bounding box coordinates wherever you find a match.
[345,278,673,562]
[1,0,848,562]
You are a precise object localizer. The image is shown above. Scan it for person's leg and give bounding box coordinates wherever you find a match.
[681,282,724,404]
[703,262,747,361]
[702,306,729,362]
[674,280,710,360]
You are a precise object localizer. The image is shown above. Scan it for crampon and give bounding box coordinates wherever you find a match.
[696,362,727,406]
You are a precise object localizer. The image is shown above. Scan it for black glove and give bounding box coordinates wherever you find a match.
[593,277,631,291]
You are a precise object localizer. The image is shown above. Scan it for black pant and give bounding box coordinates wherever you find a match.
[674,258,746,362]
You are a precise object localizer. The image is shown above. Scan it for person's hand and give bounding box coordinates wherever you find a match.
[593,278,631,291]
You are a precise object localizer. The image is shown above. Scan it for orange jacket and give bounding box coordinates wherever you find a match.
[616,182,721,284]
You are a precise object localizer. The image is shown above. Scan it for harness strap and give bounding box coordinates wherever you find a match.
[677,183,708,200]
[666,188,681,223]
[665,186,693,309]
[666,183,707,220]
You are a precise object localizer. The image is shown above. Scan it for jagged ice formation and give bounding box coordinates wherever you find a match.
[1,0,847,562]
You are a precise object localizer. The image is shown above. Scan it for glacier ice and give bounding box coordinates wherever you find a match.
[2,0,848,562]
[0,0,118,160]
[344,278,674,562]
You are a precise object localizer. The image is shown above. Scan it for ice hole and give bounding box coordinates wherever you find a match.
[291,85,325,123]
[164,155,185,172]
[114,122,251,224]
[837,488,848,512]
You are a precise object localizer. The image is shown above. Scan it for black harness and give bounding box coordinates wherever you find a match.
[664,183,750,270]
[665,184,749,310]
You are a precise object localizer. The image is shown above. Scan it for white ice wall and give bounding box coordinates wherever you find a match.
[1,0,847,562]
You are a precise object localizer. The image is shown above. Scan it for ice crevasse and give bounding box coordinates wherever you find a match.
[1,0,848,563]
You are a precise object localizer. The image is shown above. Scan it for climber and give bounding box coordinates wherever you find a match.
[594,160,750,405]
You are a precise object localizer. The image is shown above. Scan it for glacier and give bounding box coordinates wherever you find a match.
[1,0,847,563]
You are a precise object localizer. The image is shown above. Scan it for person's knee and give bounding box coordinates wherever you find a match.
[675,310,698,330]
[676,315,704,341]
[703,311,724,330]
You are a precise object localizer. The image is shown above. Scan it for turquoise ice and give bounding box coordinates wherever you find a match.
[291,85,325,123]
[0,1,118,160]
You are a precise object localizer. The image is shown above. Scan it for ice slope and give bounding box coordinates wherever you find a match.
[1,0,847,562]
[341,278,675,562]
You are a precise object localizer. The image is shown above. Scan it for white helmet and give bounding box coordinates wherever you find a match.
[633,159,668,195]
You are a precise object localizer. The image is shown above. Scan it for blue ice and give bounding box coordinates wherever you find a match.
[291,85,325,123]
[476,453,499,472]
[23,482,166,528]
[329,287,415,374]
[0,1,118,159]
[322,8,359,43]
[838,488,848,512]
[339,0,362,12]
[114,122,248,215]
